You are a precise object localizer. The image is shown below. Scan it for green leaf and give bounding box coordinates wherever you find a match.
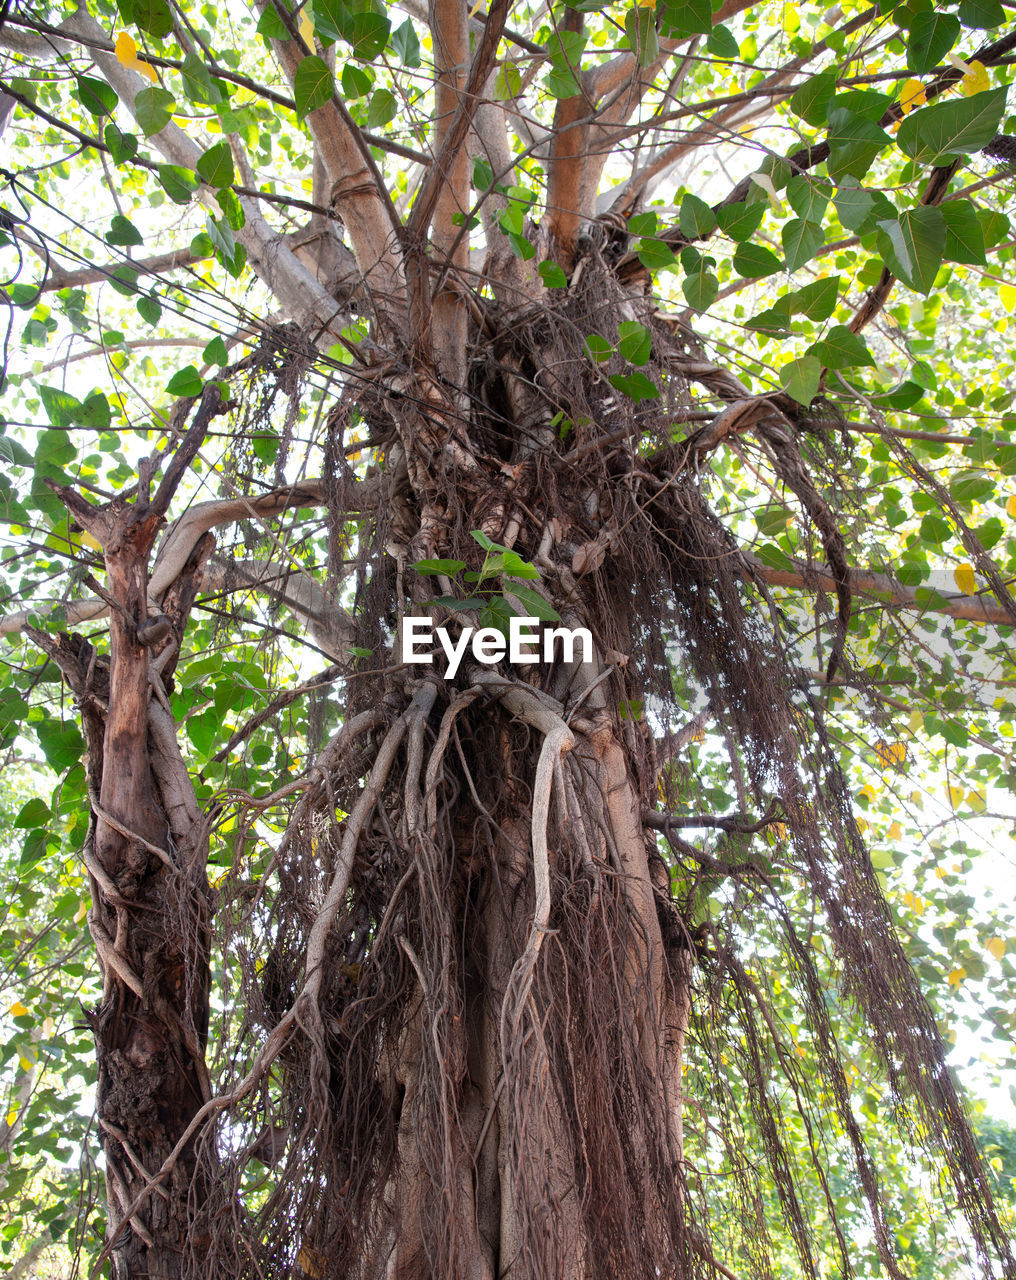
[608,371,660,401]
[636,237,677,270]
[104,122,138,165]
[348,11,391,59]
[950,470,994,503]
[781,218,823,272]
[134,86,176,137]
[876,207,946,294]
[105,215,143,247]
[368,88,397,128]
[780,355,822,405]
[625,5,659,66]
[82,391,112,430]
[706,23,739,58]
[790,69,836,127]
[156,170,200,219]
[508,231,535,260]
[659,0,713,37]
[196,141,235,189]
[732,242,781,278]
[412,558,467,575]
[14,798,51,829]
[756,503,794,536]
[166,366,203,397]
[203,336,228,366]
[978,208,1011,248]
[584,333,612,363]
[896,87,1008,165]
[293,55,335,118]
[786,176,831,223]
[627,212,658,236]
[256,6,288,37]
[341,63,372,99]
[75,75,118,118]
[109,265,139,296]
[716,200,766,241]
[920,513,951,545]
[679,193,718,239]
[391,18,421,65]
[543,28,587,99]
[808,325,874,369]
[618,321,652,365]
[499,203,525,235]
[493,64,522,100]
[133,0,173,37]
[682,270,719,312]
[826,108,891,181]
[907,11,960,75]
[958,0,1005,27]
[507,581,561,622]
[832,89,892,121]
[745,298,793,334]
[832,183,895,235]
[538,260,568,288]
[941,199,987,265]
[36,719,84,772]
[790,275,840,320]
[180,51,225,105]
[216,187,245,231]
[38,386,83,428]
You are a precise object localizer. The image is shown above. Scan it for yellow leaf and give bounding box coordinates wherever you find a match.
[875,741,906,768]
[114,31,137,64]
[887,821,903,840]
[115,32,159,83]
[948,966,966,988]
[1001,284,1016,314]
[953,563,977,596]
[6,1109,17,1126]
[966,788,986,813]
[1007,495,1016,518]
[81,531,103,552]
[297,1248,325,1278]
[298,11,315,45]
[948,784,965,809]
[986,936,1006,961]
[899,79,926,114]
[961,60,990,97]
[9,1001,28,1017]
[74,899,88,924]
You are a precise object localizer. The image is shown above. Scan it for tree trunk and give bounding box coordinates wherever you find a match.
[35,414,220,1279]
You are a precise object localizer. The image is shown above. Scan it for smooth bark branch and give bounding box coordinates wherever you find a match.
[258,16,408,327]
[406,0,512,242]
[544,7,591,259]
[426,0,471,382]
[749,554,1016,627]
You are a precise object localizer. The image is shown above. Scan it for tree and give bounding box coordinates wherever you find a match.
[1,0,1016,1275]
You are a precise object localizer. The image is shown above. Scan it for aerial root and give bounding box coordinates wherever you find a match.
[471,673,576,1038]
[562,757,602,908]
[422,685,483,830]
